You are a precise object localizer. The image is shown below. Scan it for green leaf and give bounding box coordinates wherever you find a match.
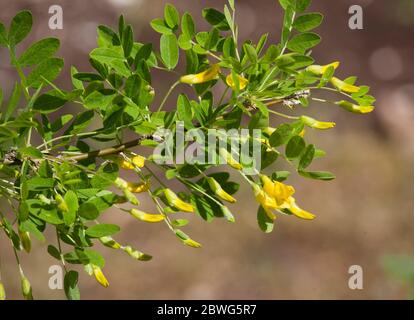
[181,12,196,38]
[177,94,193,129]
[164,3,180,29]
[150,19,173,35]
[202,8,230,31]
[279,0,311,13]
[64,190,79,226]
[26,177,54,191]
[85,224,120,238]
[171,219,189,227]
[285,136,305,158]
[3,82,21,121]
[78,203,100,220]
[20,146,43,159]
[244,43,258,64]
[0,23,8,46]
[160,34,179,69]
[298,170,336,181]
[64,271,80,300]
[269,122,303,147]
[287,32,321,54]
[299,144,315,169]
[26,58,64,89]
[134,43,153,64]
[47,245,61,260]
[9,11,32,46]
[122,25,133,57]
[33,92,67,114]
[293,13,323,32]
[97,25,120,47]
[73,72,104,82]
[83,89,115,110]
[18,38,60,67]
[257,206,274,233]
[91,163,119,189]
[178,34,192,50]
[89,47,130,77]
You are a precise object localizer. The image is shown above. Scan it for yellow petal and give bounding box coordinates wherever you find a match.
[206,177,236,203]
[129,209,165,223]
[299,129,306,137]
[226,74,249,90]
[92,265,109,288]
[307,61,340,75]
[180,64,220,84]
[286,197,316,220]
[127,181,150,193]
[132,155,145,168]
[219,148,243,170]
[336,100,374,114]
[331,77,360,93]
[260,175,295,206]
[164,189,194,213]
[183,238,202,248]
[301,115,336,130]
[119,159,135,170]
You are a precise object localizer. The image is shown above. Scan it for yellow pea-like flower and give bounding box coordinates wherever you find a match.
[260,175,295,206]
[219,148,243,170]
[129,208,165,223]
[92,265,109,288]
[336,100,375,114]
[330,77,360,93]
[99,236,121,249]
[127,181,150,193]
[55,194,68,212]
[206,177,236,203]
[226,74,249,90]
[283,197,316,220]
[164,189,194,213]
[300,115,336,130]
[119,155,146,170]
[253,184,278,220]
[21,275,33,300]
[19,230,31,253]
[307,61,340,75]
[123,246,152,261]
[131,155,145,168]
[180,64,220,84]
[0,281,5,300]
[183,238,202,248]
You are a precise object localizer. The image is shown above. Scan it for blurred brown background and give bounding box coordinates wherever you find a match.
[0,0,413,299]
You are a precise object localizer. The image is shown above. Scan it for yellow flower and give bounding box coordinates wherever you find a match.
[307,61,340,75]
[180,64,220,84]
[131,155,145,168]
[254,176,316,221]
[260,175,295,205]
[92,265,109,288]
[123,246,152,261]
[300,115,336,130]
[129,208,165,223]
[206,177,236,203]
[99,236,121,249]
[219,148,243,170]
[127,181,150,193]
[253,184,278,220]
[330,77,360,93]
[164,189,194,213]
[336,100,374,114]
[21,275,33,300]
[226,74,249,90]
[119,155,146,170]
[183,238,202,248]
[299,129,306,137]
[281,197,315,220]
[19,230,31,253]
